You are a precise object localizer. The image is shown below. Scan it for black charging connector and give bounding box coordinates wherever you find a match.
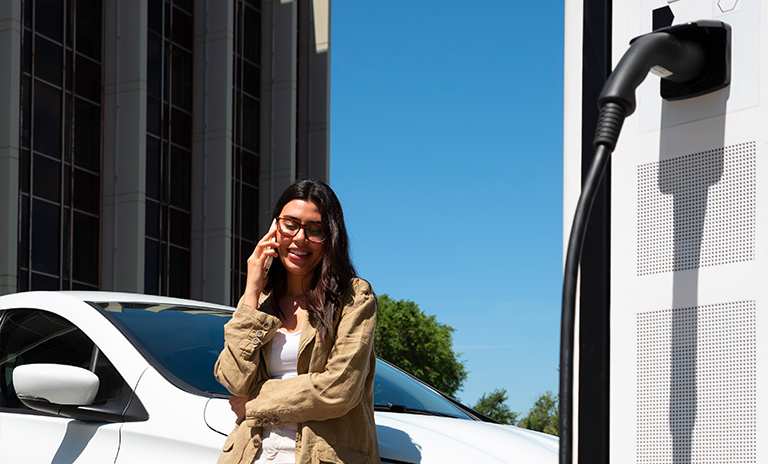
[559,20,731,464]
[598,21,731,118]
[658,21,731,101]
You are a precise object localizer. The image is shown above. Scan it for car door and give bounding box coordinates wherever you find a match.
[0,308,125,462]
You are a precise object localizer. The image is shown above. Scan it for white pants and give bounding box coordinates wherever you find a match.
[253,424,298,464]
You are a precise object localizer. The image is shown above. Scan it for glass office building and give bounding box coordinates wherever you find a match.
[0,0,331,306]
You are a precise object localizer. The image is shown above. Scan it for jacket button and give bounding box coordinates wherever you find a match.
[262,418,271,426]
[253,438,261,447]
[253,418,262,426]
[272,416,280,425]
[263,322,271,330]
[252,337,261,345]
[255,330,265,338]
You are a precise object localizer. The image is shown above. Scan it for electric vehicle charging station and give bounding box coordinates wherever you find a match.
[563,1,762,463]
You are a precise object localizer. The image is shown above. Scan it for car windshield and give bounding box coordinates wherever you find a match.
[93,300,473,420]
[94,301,233,395]
[373,360,471,420]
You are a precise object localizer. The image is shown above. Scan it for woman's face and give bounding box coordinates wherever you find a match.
[276,199,326,281]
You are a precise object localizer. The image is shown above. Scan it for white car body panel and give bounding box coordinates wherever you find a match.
[0,412,121,463]
[205,396,238,436]
[375,413,558,464]
[116,369,224,463]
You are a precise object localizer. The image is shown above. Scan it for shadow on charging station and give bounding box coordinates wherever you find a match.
[658,85,729,463]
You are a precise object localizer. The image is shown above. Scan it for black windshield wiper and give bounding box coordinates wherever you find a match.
[374,402,457,418]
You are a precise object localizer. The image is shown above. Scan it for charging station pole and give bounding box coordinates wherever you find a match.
[565,1,613,463]
[564,1,762,463]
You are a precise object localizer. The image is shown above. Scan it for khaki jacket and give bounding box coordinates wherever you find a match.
[214,278,379,464]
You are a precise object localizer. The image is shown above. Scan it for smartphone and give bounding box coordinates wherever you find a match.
[264,220,278,273]
[264,244,275,273]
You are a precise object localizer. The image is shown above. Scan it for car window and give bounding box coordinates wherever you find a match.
[94,302,232,396]
[0,309,124,410]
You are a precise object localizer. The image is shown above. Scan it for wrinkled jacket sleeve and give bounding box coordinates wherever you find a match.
[214,296,281,397]
[244,279,377,424]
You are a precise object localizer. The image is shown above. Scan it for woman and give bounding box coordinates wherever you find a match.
[214,180,379,464]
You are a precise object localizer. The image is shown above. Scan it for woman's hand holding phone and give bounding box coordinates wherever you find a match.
[243,219,279,308]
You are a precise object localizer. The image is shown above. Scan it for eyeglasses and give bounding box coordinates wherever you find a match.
[276,217,327,243]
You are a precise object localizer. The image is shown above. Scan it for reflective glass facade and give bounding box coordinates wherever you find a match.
[18,0,103,291]
[6,0,330,303]
[231,0,262,305]
[145,0,194,298]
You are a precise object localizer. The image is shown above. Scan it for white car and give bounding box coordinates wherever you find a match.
[0,291,557,463]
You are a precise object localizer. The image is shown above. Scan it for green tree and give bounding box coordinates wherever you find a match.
[375,294,468,396]
[473,388,520,425]
[517,391,559,436]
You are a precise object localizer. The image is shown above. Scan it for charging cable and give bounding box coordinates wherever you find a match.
[559,20,731,464]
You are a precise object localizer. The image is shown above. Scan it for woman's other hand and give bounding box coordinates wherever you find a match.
[229,395,248,424]
[244,220,279,307]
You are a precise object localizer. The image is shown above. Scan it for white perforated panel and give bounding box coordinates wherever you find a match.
[637,142,756,276]
[636,301,757,463]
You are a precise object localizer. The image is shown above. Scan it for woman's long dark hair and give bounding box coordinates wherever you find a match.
[267,180,356,340]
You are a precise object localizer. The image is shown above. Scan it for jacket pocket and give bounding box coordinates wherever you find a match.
[221,433,236,452]
[311,448,371,464]
[218,426,250,464]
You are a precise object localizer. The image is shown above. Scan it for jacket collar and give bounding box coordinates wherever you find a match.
[298,312,317,357]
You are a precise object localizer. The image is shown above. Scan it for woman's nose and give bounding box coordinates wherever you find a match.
[293,227,309,241]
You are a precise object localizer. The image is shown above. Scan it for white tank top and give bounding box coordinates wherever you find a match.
[268,329,300,379]
[254,329,301,464]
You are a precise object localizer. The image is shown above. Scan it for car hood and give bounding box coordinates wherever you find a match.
[375,412,558,464]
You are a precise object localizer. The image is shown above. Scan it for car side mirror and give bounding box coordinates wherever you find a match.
[13,363,108,420]
[13,364,100,407]
[12,363,149,423]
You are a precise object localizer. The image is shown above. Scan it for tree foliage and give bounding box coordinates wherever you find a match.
[375,294,468,396]
[517,391,559,436]
[473,388,520,425]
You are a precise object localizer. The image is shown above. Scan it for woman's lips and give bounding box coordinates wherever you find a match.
[287,249,310,260]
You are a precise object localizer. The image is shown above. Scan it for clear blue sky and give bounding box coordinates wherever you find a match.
[329,2,565,415]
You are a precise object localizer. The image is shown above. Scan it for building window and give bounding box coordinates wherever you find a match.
[145,0,194,298]
[19,0,103,292]
[231,0,261,306]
